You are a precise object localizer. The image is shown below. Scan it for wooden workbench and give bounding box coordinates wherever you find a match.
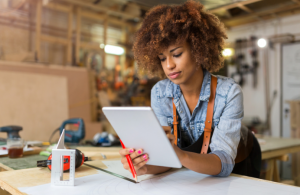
[1,137,300,194]
[0,146,122,195]
[260,136,300,160]
[0,147,121,171]
[1,159,300,195]
[258,136,300,183]
[0,160,110,195]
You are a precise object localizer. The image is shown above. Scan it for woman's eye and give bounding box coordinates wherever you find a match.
[173,53,182,58]
[160,58,166,62]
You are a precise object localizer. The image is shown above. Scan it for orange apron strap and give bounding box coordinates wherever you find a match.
[172,75,217,150]
[172,98,178,146]
[201,75,217,154]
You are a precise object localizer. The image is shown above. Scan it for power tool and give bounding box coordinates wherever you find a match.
[37,149,89,172]
[0,126,23,139]
[49,118,85,144]
[60,118,85,143]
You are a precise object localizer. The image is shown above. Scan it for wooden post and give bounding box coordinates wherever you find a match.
[273,161,280,182]
[75,7,81,65]
[289,101,300,186]
[28,3,34,52]
[35,0,42,62]
[265,159,274,181]
[103,13,108,68]
[120,25,127,76]
[67,5,73,65]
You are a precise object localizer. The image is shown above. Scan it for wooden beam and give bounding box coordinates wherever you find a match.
[108,17,128,27]
[44,1,71,12]
[81,10,105,21]
[35,0,42,61]
[80,42,102,50]
[209,0,261,13]
[41,35,68,45]
[220,7,300,27]
[0,18,61,39]
[55,0,141,21]
[66,5,73,65]
[0,14,122,42]
[75,7,81,65]
[103,14,108,68]
[291,0,300,5]
[237,4,253,13]
[80,10,130,27]
[223,3,300,26]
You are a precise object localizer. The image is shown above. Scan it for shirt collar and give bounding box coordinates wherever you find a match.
[199,69,211,102]
[166,69,212,102]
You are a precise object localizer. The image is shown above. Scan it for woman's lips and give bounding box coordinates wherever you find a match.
[168,72,181,79]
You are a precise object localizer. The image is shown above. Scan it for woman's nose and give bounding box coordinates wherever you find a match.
[166,57,176,69]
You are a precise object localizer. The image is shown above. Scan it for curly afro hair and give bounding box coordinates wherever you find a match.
[133,0,228,78]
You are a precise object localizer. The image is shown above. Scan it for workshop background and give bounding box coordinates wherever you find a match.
[1,0,300,189]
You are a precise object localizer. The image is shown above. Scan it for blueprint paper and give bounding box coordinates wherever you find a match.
[102,160,157,182]
[18,168,300,195]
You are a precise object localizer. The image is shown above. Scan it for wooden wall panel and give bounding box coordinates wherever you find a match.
[0,70,68,141]
[0,61,102,141]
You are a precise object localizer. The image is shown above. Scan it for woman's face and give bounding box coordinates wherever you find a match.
[158,41,200,86]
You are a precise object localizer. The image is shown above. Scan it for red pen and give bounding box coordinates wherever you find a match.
[120,139,137,182]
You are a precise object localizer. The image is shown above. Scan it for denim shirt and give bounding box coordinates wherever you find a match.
[151,69,243,177]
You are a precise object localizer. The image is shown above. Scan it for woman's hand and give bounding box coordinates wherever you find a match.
[162,126,186,162]
[119,126,174,176]
[162,126,175,145]
[119,148,148,176]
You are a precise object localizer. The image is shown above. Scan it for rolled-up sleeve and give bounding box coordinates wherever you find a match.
[210,83,243,177]
[151,85,168,126]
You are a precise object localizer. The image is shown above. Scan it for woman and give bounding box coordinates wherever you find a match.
[119,0,260,177]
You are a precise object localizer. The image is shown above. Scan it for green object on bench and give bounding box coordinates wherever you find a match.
[39,151,51,157]
[0,155,48,170]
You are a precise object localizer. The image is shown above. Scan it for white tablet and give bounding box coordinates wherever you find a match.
[102,107,182,168]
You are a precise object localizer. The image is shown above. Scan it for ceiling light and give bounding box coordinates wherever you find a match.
[257,38,267,48]
[104,45,125,55]
[222,48,234,57]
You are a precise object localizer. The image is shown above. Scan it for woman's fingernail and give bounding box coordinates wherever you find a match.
[143,155,147,159]
[129,149,134,153]
[138,150,142,154]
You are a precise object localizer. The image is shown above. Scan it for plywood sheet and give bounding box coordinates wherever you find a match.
[0,61,91,124]
[0,61,102,140]
[0,71,68,141]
